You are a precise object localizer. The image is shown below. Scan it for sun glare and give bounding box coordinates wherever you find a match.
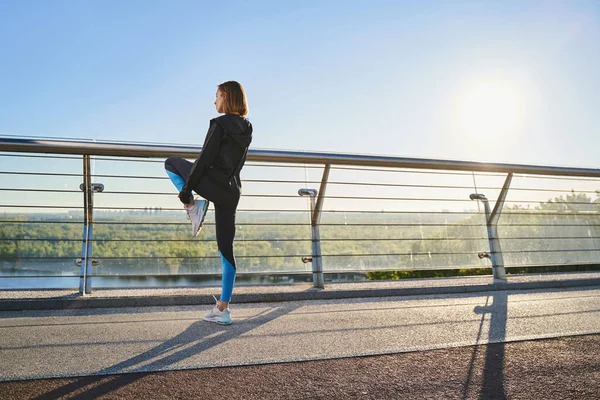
[456,80,524,139]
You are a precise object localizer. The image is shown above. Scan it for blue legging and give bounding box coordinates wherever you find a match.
[165,157,238,303]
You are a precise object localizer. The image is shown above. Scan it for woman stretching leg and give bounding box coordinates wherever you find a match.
[164,81,252,324]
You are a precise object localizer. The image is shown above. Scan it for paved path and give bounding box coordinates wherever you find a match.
[1,286,599,382]
[2,335,598,399]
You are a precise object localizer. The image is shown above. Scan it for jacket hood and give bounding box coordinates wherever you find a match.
[214,114,253,148]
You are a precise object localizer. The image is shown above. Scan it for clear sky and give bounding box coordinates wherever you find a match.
[1,0,600,168]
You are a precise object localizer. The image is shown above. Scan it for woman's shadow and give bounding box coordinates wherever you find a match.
[31,303,299,400]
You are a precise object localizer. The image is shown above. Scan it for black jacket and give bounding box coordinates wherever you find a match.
[182,114,253,195]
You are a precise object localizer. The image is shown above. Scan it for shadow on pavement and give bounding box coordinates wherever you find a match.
[463,290,508,400]
[30,303,299,400]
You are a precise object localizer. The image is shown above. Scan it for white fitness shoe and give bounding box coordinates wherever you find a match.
[203,295,232,325]
[185,198,209,237]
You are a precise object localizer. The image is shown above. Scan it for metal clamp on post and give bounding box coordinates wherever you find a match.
[75,258,101,267]
[79,183,105,193]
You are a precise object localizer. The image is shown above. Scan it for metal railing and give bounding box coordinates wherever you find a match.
[2,136,600,294]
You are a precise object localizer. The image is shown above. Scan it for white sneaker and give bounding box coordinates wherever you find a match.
[203,295,232,325]
[185,198,208,237]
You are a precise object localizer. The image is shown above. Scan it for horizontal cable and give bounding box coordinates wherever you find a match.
[3,209,600,217]
[90,176,320,183]
[0,238,312,242]
[1,207,598,218]
[0,153,81,160]
[321,252,477,257]
[2,236,599,243]
[324,266,488,273]
[1,251,484,259]
[319,197,600,204]
[0,171,82,177]
[3,220,600,227]
[0,220,84,224]
[87,272,314,277]
[110,209,311,213]
[1,255,308,260]
[0,220,309,226]
[330,165,600,182]
[83,193,491,201]
[0,275,80,278]
[0,205,83,209]
[506,200,600,206]
[91,205,309,213]
[90,157,162,163]
[501,248,600,254]
[330,165,486,176]
[516,173,600,183]
[0,257,89,260]
[325,180,600,194]
[96,193,304,198]
[322,249,600,256]
[93,194,476,201]
[500,236,600,240]
[0,208,309,214]
[2,192,600,207]
[91,174,167,180]
[320,210,600,217]
[475,187,600,195]
[321,222,600,227]
[2,182,600,199]
[321,210,480,215]
[320,236,593,241]
[0,253,454,261]
[0,188,80,193]
[0,273,315,278]
[499,211,600,216]
[1,238,83,241]
[0,205,298,212]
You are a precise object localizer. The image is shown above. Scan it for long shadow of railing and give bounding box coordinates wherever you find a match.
[463,290,508,400]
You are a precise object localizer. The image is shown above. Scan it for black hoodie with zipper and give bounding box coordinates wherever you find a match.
[181,114,253,199]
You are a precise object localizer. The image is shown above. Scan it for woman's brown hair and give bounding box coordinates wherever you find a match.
[218,81,249,116]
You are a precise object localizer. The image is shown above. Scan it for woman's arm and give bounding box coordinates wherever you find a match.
[179,120,222,202]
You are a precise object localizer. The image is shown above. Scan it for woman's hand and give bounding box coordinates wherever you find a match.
[178,191,192,205]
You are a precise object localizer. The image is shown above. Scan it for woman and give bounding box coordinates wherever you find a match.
[164,81,252,325]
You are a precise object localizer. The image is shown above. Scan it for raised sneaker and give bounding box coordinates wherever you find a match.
[185,198,209,237]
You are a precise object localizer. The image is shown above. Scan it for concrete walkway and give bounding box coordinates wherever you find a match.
[1,285,599,382]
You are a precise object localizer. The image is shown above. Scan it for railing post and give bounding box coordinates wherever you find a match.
[470,173,513,281]
[299,164,330,289]
[79,155,93,294]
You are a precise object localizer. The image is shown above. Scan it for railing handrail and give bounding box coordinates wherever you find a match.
[2,136,600,177]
